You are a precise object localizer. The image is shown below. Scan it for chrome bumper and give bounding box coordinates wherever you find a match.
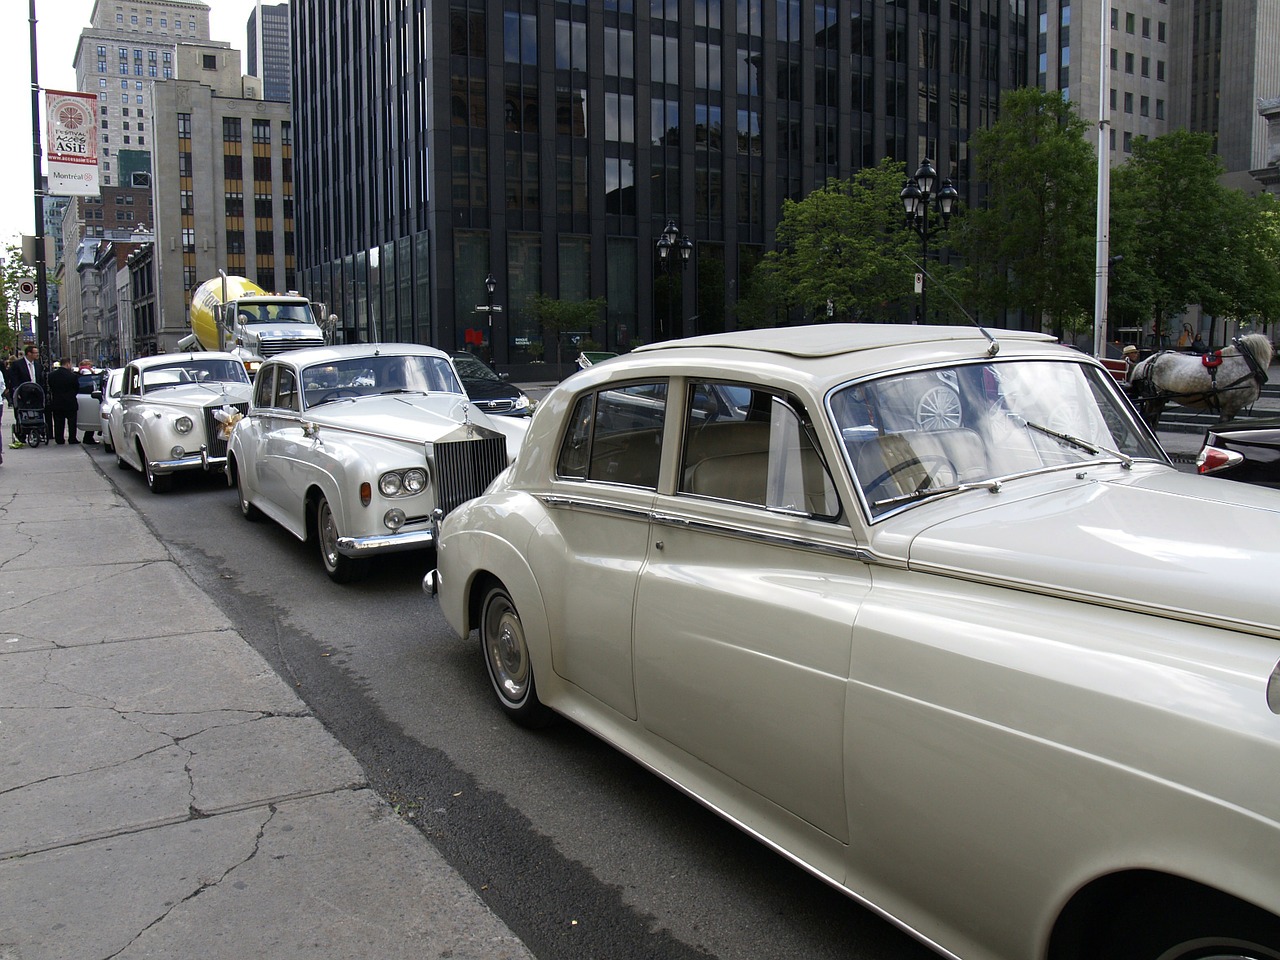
[422,568,440,596]
[148,445,227,474]
[335,526,436,557]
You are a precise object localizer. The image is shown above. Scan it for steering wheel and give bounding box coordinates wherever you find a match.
[317,388,360,403]
[865,454,957,499]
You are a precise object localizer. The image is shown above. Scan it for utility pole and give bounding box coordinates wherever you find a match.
[28,0,50,353]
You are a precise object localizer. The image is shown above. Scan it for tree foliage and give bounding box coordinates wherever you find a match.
[953,88,1096,334]
[741,160,940,324]
[1109,131,1280,333]
[526,293,607,365]
[1,240,40,355]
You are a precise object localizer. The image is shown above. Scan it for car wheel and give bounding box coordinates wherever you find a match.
[232,459,262,521]
[480,583,555,728]
[1093,887,1280,960]
[315,495,366,583]
[140,443,173,493]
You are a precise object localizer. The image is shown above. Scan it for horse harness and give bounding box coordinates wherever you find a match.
[1131,337,1268,416]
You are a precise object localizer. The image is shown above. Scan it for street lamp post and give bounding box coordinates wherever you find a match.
[900,159,959,324]
[474,273,502,363]
[655,219,693,341]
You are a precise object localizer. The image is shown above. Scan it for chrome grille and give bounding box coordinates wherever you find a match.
[434,435,508,514]
[477,398,515,414]
[257,336,326,357]
[203,402,249,459]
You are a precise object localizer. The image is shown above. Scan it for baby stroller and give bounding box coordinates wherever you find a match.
[12,381,49,447]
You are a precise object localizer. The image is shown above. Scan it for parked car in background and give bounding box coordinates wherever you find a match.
[450,351,533,417]
[1197,417,1280,488]
[74,369,105,443]
[431,323,1280,960]
[228,344,528,582]
[109,353,253,493]
[98,368,123,452]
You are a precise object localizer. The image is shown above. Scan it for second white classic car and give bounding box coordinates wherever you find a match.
[226,343,528,582]
[431,324,1280,960]
[109,353,254,493]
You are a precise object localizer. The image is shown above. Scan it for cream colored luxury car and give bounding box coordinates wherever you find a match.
[428,323,1280,960]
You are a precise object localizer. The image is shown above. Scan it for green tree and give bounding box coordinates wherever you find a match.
[1110,131,1280,336]
[953,88,1096,336]
[741,159,940,324]
[1,240,40,355]
[526,294,607,365]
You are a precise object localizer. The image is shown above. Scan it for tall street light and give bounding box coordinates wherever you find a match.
[655,219,693,341]
[900,159,959,324]
[474,273,502,363]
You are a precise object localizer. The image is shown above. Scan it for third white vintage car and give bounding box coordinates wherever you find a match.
[431,324,1280,960]
[227,343,527,582]
[110,352,254,493]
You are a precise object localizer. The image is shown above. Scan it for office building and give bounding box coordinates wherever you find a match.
[293,1,1033,358]
[72,0,214,188]
[247,2,292,102]
[149,43,292,352]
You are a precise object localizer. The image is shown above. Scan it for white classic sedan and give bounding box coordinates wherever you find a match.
[110,352,253,493]
[227,343,528,583]
[430,324,1280,960]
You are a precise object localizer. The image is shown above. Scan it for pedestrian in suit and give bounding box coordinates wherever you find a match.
[47,358,81,445]
[5,344,45,448]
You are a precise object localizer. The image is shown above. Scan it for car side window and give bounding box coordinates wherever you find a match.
[554,382,667,489]
[680,382,840,519]
[125,368,140,395]
[274,368,299,411]
[253,366,275,408]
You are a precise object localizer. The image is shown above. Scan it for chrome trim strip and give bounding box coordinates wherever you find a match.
[537,494,653,523]
[650,511,886,565]
[336,527,436,556]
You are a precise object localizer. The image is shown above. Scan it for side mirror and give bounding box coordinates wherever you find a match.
[499,372,510,381]
[92,391,102,400]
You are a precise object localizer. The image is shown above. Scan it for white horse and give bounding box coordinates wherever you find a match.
[1128,332,1274,429]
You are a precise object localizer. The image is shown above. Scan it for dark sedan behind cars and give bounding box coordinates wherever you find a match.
[450,352,533,417]
[1197,417,1280,488]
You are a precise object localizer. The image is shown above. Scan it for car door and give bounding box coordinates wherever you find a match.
[260,365,312,533]
[117,365,144,466]
[634,381,870,849]
[525,380,670,722]
[238,365,277,509]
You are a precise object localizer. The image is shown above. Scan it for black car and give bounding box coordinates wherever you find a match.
[450,352,533,417]
[1197,417,1280,488]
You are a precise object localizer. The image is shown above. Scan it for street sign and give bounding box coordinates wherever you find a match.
[914,272,924,294]
[17,278,37,300]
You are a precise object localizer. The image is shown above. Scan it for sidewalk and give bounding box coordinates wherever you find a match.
[0,445,533,960]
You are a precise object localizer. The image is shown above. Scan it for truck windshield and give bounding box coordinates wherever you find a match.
[237,303,313,324]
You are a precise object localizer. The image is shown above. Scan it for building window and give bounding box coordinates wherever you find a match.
[503,11,537,65]
[1124,52,1134,74]
[1157,60,1165,81]
[203,55,217,70]
[1124,92,1133,113]
[1125,12,1134,33]
[1141,56,1149,77]
[1123,131,1132,152]
[1140,95,1149,117]
[1158,21,1166,42]
[1156,98,1165,120]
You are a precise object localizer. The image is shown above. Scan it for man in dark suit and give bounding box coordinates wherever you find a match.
[4,344,45,448]
[47,358,81,445]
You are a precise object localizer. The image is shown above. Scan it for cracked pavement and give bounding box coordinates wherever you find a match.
[0,447,532,959]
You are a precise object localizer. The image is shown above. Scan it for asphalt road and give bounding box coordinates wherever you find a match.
[89,445,938,960]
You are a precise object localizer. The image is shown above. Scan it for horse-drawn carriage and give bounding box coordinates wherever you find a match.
[1124,333,1274,430]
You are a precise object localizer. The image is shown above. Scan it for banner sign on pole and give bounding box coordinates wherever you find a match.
[45,89,100,197]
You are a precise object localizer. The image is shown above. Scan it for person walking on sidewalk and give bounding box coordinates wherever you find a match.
[47,358,81,445]
[4,344,45,448]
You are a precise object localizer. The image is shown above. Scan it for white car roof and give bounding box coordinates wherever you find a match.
[127,351,244,369]
[265,343,452,367]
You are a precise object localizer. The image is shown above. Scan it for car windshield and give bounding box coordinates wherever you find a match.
[141,359,251,390]
[301,354,464,408]
[832,358,1165,518]
[237,302,313,323]
[452,354,501,382]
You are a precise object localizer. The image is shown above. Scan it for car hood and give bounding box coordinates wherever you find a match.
[142,383,253,408]
[892,467,1280,639]
[305,393,523,447]
[461,377,523,402]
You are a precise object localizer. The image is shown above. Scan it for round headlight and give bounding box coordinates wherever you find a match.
[170,445,185,459]
[383,508,406,531]
[402,468,427,494]
[379,472,403,497]
[174,416,194,434]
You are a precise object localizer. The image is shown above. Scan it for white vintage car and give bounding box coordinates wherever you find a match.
[226,343,527,583]
[431,324,1280,960]
[110,352,253,493]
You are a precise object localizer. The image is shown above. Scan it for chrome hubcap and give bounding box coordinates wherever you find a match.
[319,501,339,566]
[485,598,528,702]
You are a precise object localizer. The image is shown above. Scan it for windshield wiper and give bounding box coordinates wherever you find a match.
[380,388,428,396]
[871,477,1003,510]
[1017,417,1133,469]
